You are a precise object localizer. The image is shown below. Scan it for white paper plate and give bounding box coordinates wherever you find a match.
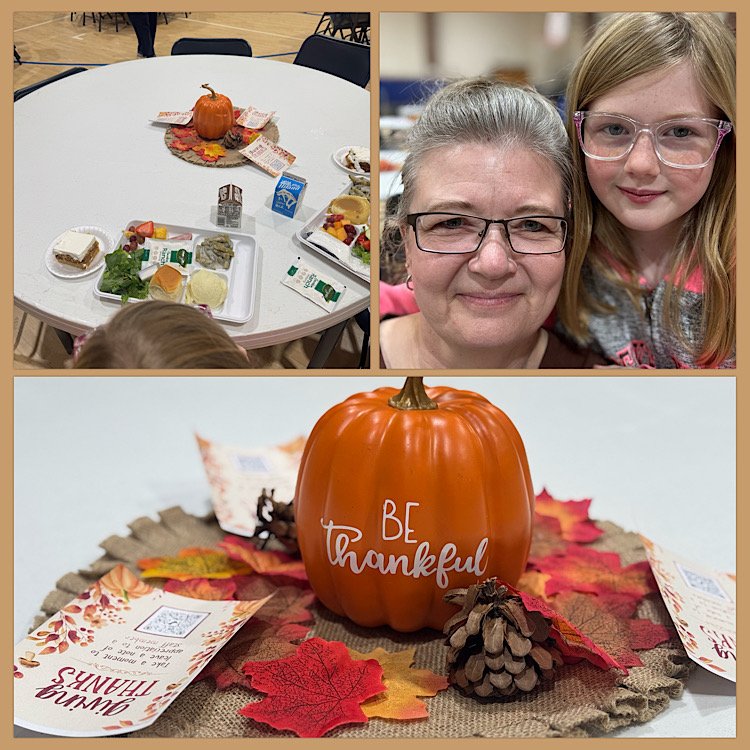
[332,146,371,176]
[45,226,114,279]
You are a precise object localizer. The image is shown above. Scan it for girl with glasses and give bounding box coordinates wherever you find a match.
[558,12,736,368]
[379,78,604,369]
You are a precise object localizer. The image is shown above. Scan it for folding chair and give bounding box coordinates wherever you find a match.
[97,12,128,32]
[70,12,97,27]
[307,308,370,369]
[315,13,370,44]
[171,37,253,57]
[14,67,88,102]
[294,35,369,88]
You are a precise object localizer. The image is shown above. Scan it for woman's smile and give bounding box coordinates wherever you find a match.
[455,290,524,308]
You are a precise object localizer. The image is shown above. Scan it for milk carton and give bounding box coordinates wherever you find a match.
[272,173,307,218]
[217,184,243,229]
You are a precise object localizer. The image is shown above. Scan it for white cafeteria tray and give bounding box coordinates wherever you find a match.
[296,205,370,282]
[94,221,259,324]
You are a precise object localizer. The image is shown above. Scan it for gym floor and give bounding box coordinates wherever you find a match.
[13,11,365,369]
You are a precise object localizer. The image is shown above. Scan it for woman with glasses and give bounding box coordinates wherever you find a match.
[379,78,604,368]
[558,12,736,368]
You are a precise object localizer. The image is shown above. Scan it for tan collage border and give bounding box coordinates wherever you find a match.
[5,1,742,747]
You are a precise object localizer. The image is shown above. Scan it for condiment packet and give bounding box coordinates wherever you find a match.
[236,106,275,129]
[196,434,304,537]
[151,111,193,125]
[13,564,272,736]
[239,136,296,177]
[282,257,345,311]
[142,240,194,273]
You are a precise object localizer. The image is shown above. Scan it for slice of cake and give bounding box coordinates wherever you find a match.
[53,230,100,269]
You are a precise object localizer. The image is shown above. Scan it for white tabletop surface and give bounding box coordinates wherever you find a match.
[14,56,370,347]
[14,376,735,738]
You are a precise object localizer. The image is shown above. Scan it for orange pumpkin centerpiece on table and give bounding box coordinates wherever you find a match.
[295,377,535,633]
[193,83,234,140]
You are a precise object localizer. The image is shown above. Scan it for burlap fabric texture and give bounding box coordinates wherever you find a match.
[33,506,693,738]
[164,118,280,167]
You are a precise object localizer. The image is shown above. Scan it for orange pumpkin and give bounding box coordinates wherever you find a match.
[295,377,534,632]
[193,83,234,140]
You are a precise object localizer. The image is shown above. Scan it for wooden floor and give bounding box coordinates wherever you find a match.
[14,11,324,89]
[13,11,365,369]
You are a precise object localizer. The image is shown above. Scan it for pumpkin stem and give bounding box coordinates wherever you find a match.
[388,377,438,411]
[201,83,217,99]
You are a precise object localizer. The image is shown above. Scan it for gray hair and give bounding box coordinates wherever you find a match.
[383,77,572,273]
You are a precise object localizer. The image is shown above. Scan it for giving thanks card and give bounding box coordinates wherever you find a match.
[14,565,271,736]
[196,433,304,537]
[641,536,735,682]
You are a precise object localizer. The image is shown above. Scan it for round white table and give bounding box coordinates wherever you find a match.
[14,376,735,737]
[14,56,370,349]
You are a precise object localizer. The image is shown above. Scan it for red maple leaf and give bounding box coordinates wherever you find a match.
[198,618,302,690]
[628,616,674,651]
[552,591,671,668]
[171,125,197,138]
[232,576,316,625]
[220,536,308,582]
[197,575,316,691]
[239,638,386,737]
[535,545,658,600]
[169,135,202,152]
[528,513,568,566]
[164,578,237,600]
[511,585,627,673]
[535,488,604,543]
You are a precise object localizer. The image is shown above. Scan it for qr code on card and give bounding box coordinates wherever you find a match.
[233,452,272,474]
[676,563,731,601]
[136,607,210,638]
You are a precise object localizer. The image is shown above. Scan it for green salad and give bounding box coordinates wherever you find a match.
[99,246,150,302]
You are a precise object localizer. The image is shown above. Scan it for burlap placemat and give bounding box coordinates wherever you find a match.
[32,508,692,738]
[164,118,280,168]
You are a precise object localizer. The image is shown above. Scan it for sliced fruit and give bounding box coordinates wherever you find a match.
[135,221,155,238]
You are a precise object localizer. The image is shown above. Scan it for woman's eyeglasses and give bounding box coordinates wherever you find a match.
[406,213,567,255]
[574,111,732,169]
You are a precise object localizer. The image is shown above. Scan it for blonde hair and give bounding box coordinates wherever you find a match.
[382,76,572,271]
[73,301,256,369]
[560,12,736,367]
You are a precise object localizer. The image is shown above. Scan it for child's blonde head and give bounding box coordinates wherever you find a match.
[561,12,735,366]
[73,300,256,369]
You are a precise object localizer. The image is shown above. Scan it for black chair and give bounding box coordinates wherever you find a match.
[314,13,370,44]
[98,12,129,32]
[353,308,370,368]
[13,67,88,102]
[293,35,369,88]
[171,37,252,57]
[307,308,370,369]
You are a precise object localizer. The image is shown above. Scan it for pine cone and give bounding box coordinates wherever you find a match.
[443,578,563,699]
[222,128,244,149]
[255,488,298,554]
